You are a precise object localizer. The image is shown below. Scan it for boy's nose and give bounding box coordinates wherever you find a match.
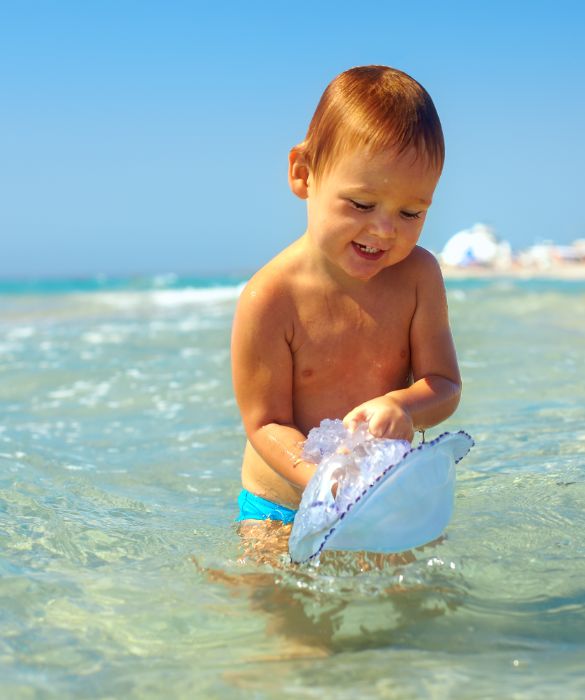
[370,213,397,240]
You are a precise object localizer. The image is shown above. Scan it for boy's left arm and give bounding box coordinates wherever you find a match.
[344,253,461,440]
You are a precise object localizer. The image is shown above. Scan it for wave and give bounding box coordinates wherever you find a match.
[93,284,246,310]
[0,274,249,296]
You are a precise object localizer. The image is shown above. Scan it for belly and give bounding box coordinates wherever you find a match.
[241,441,303,509]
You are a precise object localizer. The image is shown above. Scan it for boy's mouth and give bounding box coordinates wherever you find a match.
[352,241,385,260]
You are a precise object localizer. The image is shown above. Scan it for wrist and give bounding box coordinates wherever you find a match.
[291,457,317,486]
[384,391,410,414]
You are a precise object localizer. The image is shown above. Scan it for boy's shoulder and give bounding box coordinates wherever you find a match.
[236,241,303,318]
[412,246,445,286]
[404,245,442,272]
[244,239,306,293]
[381,245,444,287]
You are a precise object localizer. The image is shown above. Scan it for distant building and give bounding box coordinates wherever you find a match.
[439,223,512,269]
[518,239,585,268]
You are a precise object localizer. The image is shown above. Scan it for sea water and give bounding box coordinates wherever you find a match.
[1,274,584,699]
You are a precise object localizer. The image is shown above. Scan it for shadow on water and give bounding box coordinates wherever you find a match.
[191,513,585,699]
[193,520,469,659]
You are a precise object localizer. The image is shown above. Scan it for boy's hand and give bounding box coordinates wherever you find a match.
[343,396,414,441]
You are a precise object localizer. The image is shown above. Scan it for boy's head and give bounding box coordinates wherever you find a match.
[295,65,444,185]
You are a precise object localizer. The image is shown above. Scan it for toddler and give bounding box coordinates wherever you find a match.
[231,65,461,525]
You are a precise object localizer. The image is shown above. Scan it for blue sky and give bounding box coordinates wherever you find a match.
[1,1,584,277]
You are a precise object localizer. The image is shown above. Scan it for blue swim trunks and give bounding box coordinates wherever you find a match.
[236,489,298,524]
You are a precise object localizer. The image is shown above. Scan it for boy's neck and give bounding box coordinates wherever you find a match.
[298,233,384,295]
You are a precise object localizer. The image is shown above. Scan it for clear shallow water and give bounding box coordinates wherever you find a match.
[1,275,584,699]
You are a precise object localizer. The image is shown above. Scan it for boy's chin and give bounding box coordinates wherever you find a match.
[347,255,397,279]
[347,255,410,282]
[342,263,386,282]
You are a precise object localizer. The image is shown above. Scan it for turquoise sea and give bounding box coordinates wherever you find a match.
[1,274,585,699]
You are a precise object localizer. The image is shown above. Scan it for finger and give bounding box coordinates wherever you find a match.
[368,413,389,438]
[369,414,414,441]
[344,418,359,433]
[343,408,368,432]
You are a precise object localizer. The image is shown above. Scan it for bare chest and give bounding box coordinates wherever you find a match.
[290,287,415,391]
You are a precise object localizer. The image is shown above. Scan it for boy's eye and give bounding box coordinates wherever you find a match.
[401,210,422,220]
[349,199,374,211]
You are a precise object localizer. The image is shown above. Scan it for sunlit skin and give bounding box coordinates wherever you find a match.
[231,144,461,511]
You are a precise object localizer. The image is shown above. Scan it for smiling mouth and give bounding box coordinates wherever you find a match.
[352,242,385,260]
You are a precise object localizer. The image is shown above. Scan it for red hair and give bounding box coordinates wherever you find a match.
[299,65,444,180]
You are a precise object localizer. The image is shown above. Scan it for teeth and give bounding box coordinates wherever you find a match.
[358,243,380,254]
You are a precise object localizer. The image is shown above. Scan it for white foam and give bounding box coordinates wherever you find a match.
[93,284,245,310]
[48,380,112,404]
[448,289,467,302]
[7,326,36,340]
[149,285,244,307]
[82,330,126,345]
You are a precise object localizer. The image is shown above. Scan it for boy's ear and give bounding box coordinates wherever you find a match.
[288,146,310,200]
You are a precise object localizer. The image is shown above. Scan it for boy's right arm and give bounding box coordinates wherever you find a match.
[231,279,316,490]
